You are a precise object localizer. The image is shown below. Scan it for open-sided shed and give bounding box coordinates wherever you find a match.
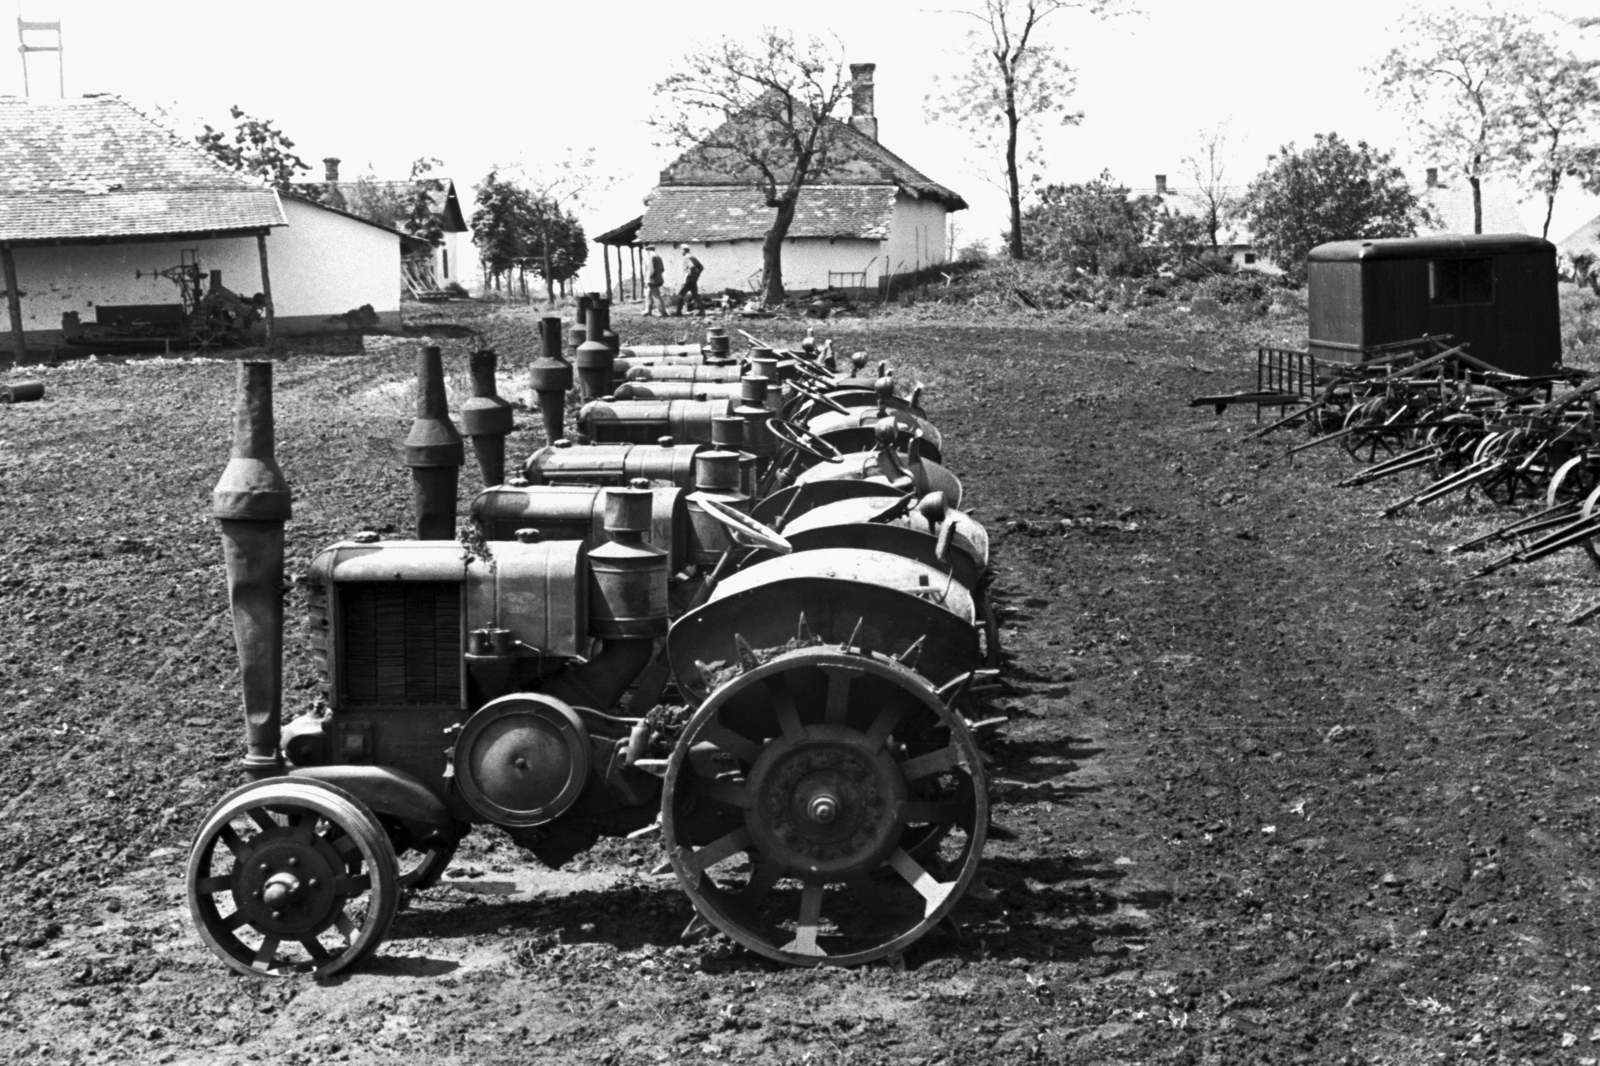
[1307,235,1561,376]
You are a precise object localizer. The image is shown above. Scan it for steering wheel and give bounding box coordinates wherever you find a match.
[768,417,845,464]
[690,493,793,554]
[789,378,850,415]
[786,353,834,385]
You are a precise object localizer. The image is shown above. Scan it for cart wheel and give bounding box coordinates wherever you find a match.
[187,778,399,978]
[662,647,986,967]
[1547,455,1599,508]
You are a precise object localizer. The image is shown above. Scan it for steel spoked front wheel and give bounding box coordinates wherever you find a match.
[662,646,987,966]
[187,779,399,978]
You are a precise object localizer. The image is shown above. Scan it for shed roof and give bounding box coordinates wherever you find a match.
[0,95,286,244]
[638,185,897,244]
[1308,234,1555,262]
[595,215,644,245]
[1417,179,1528,236]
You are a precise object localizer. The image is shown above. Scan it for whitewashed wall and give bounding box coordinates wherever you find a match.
[9,197,400,342]
[272,197,400,327]
[882,195,949,278]
[667,237,886,295]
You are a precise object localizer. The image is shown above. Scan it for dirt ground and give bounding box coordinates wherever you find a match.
[2,303,1599,1065]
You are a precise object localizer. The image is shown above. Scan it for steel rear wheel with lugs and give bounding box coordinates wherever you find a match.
[662,646,987,966]
[187,778,399,978]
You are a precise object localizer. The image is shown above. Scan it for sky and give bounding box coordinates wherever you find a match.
[9,0,1600,291]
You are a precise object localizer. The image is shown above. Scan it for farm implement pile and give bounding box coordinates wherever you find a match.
[187,297,1006,979]
[1195,335,1600,581]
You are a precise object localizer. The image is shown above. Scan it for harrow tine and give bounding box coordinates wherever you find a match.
[1383,458,1499,517]
[1447,499,1582,554]
[1338,444,1441,487]
[1469,514,1600,578]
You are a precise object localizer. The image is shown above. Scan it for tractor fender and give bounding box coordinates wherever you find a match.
[288,765,457,842]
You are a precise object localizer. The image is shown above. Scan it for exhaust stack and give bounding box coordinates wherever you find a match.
[576,298,616,402]
[405,345,465,539]
[461,347,514,487]
[530,315,573,445]
[212,361,293,779]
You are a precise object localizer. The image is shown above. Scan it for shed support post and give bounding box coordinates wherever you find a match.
[256,232,276,352]
[1,243,25,364]
[603,245,612,301]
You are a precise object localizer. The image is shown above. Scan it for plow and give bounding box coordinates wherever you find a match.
[1197,333,1600,581]
[187,298,1005,977]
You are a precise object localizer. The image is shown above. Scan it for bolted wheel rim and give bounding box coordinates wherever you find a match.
[187,779,398,978]
[663,646,987,966]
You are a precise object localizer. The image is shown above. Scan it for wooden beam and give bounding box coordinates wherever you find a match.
[1,243,26,364]
[256,233,277,352]
[603,242,612,299]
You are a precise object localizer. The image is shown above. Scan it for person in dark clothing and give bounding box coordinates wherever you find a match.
[674,245,704,317]
[645,245,667,316]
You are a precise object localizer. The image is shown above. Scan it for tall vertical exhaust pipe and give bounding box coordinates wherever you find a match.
[405,345,465,539]
[461,347,514,487]
[576,298,615,402]
[212,361,292,779]
[530,315,573,445]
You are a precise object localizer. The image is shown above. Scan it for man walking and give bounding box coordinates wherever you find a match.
[674,245,704,317]
[644,246,667,316]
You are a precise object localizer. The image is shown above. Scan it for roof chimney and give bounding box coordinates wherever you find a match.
[1425,166,1438,188]
[849,63,878,143]
[323,157,341,182]
[1155,174,1167,195]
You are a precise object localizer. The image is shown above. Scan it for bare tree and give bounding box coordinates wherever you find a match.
[653,29,851,307]
[926,0,1120,261]
[1511,39,1600,239]
[1372,8,1540,234]
[1181,123,1236,253]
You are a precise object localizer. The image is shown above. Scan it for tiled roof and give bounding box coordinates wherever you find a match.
[661,114,965,211]
[638,185,897,243]
[1559,214,1600,260]
[294,178,468,232]
[0,95,285,243]
[1417,179,1527,236]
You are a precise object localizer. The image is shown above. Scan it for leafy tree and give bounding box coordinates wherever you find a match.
[469,170,587,297]
[472,170,535,291]
[1021,171,1158,276]
[1240,133,1430,281]
[1372,9,1540,234]
[925,0,1120,261]
[653,28,852,306]
[196,106,309,192]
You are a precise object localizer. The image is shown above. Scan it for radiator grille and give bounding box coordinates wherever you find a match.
[340,582,460,706]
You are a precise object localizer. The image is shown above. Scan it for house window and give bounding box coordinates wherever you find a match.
[1430,257,1494,305]
[1244,252,1257,265]
[442,248,450,279]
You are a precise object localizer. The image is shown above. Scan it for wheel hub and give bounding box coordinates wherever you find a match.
[229,829,343,937]
[745,724,907,881]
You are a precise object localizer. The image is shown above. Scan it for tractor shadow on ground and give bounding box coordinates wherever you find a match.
[389,881,696,952]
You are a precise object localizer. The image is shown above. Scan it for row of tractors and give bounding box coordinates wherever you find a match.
[187,298,1003,977]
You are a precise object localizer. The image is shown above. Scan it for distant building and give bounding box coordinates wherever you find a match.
[625,64,966,296]
[1125,174,1270,273]
[1556,213,1600,287]
[299,159,472,294]
[0,95,404,358]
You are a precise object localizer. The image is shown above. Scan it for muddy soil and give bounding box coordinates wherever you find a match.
[2,304,1599,1064]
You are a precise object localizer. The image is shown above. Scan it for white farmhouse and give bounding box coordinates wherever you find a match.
[632,64,966,296]
[0,95,404,360]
